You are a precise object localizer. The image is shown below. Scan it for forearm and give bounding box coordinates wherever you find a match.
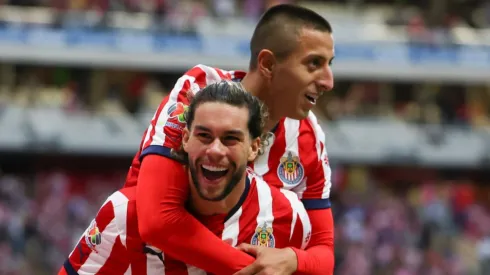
[292,208,335,275]
[136,155,254,274]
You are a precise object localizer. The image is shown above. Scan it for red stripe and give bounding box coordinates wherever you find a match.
[57,266,68,275]
[96,236,130,274]
[289,213,305,249]
[298,119,325,199]
[270,188,294,248]
[263,119,286,188]
[163,253,189,275]
[213,67,227,79]
[68,201,116,271]
[123,191,148,274]
[237,179,259,244]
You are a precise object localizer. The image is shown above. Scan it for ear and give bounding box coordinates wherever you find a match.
[247,137,261,162]
[256,49,276,79]
[182,127,190,152]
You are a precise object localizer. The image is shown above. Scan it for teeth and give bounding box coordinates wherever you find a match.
[306,95,316,104]
[307,93,318,100]
[202,164,228,172]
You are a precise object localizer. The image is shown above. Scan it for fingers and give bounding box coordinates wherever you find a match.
[236,243,261,256]
[232,262,261,275]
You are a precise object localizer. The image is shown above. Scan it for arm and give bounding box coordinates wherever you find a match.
[291,208,335,275]
[293,114,335,274]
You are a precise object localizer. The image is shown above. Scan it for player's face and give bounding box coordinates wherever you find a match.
[268,28,335,120]
[182,102,260,201]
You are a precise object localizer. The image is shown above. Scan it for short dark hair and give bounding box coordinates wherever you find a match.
[172,81,269,162]
[249,4,333,70]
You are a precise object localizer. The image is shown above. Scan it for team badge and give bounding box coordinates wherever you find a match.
[167,102,189,124]
[277,151,304,185]
[251,223,275,248]
[85,220,102,252]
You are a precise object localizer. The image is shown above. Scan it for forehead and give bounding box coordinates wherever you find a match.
[293,28,334,58]
[192,102,249,132]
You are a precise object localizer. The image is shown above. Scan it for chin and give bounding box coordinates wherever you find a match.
[289,110,309,120]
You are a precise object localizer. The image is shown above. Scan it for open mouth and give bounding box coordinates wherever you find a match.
[201,164,229,181]
[305,94,317,105]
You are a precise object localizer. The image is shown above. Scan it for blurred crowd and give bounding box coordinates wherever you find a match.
[0,169,125,275]
[1,164,490,275]
[1,64,489,129]
[0,0,489,31]
[333,166,490,275]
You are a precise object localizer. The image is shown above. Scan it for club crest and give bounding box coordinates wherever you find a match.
[277,151,304,185]
[250,223,275,248]
[167,102,189,124]
[85,220,102,252]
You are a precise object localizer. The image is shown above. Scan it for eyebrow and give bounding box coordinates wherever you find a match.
[306,54,334,62]
[194,125,246,137]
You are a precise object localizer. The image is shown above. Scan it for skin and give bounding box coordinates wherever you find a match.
[182,102,260,216]
[241,27,335,130]
[232,28,335,275]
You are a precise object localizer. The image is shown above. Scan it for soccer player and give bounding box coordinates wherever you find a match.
[128,4,336,275]
[60,82,312,275]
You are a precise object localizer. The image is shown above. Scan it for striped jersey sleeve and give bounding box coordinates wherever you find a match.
[139,64,239,161]
[65,191,132,275]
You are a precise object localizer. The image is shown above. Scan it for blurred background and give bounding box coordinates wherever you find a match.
[0,0,489,274]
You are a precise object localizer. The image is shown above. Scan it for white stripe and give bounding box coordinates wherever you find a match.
[292,178,308,199]
[282,119,301,189]
[284,119,300,155]
[196,64,223,87]
[141,111,157,147]
[279,188,311,248]
[69,195,113,259]
[253,133,275,176]
[186,265,207,275]
[279,189,299,240]
[281,187,312,249]
[148,64,227,147]
[222,207,243,247]
[308,112,323,161]
[307,112,332,199]
[298,207,311,249]
[255,179,274,231]
[110,191,130,248]
[150,74,195,146]
[78,217,119,275]
[146,249,165,275]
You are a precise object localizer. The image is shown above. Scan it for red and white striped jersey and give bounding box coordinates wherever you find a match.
[124,64,332,210]
[62,172,311,275]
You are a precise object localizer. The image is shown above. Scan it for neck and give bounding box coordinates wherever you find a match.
[189,177,247,217]
[241,71,280,132]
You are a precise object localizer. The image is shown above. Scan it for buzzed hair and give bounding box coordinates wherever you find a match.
[249,4,333,70]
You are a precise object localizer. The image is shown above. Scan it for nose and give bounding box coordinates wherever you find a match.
[206,139,226,161]
[317,67,334,92]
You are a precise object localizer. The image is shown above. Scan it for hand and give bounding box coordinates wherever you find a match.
[232,244,298,275]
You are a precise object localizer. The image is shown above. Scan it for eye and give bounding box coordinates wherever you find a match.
[310,58,322,68]
[328,57,335,66]
[307,58,324,71]
[222,136,240,145]
[196,132,212,142]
